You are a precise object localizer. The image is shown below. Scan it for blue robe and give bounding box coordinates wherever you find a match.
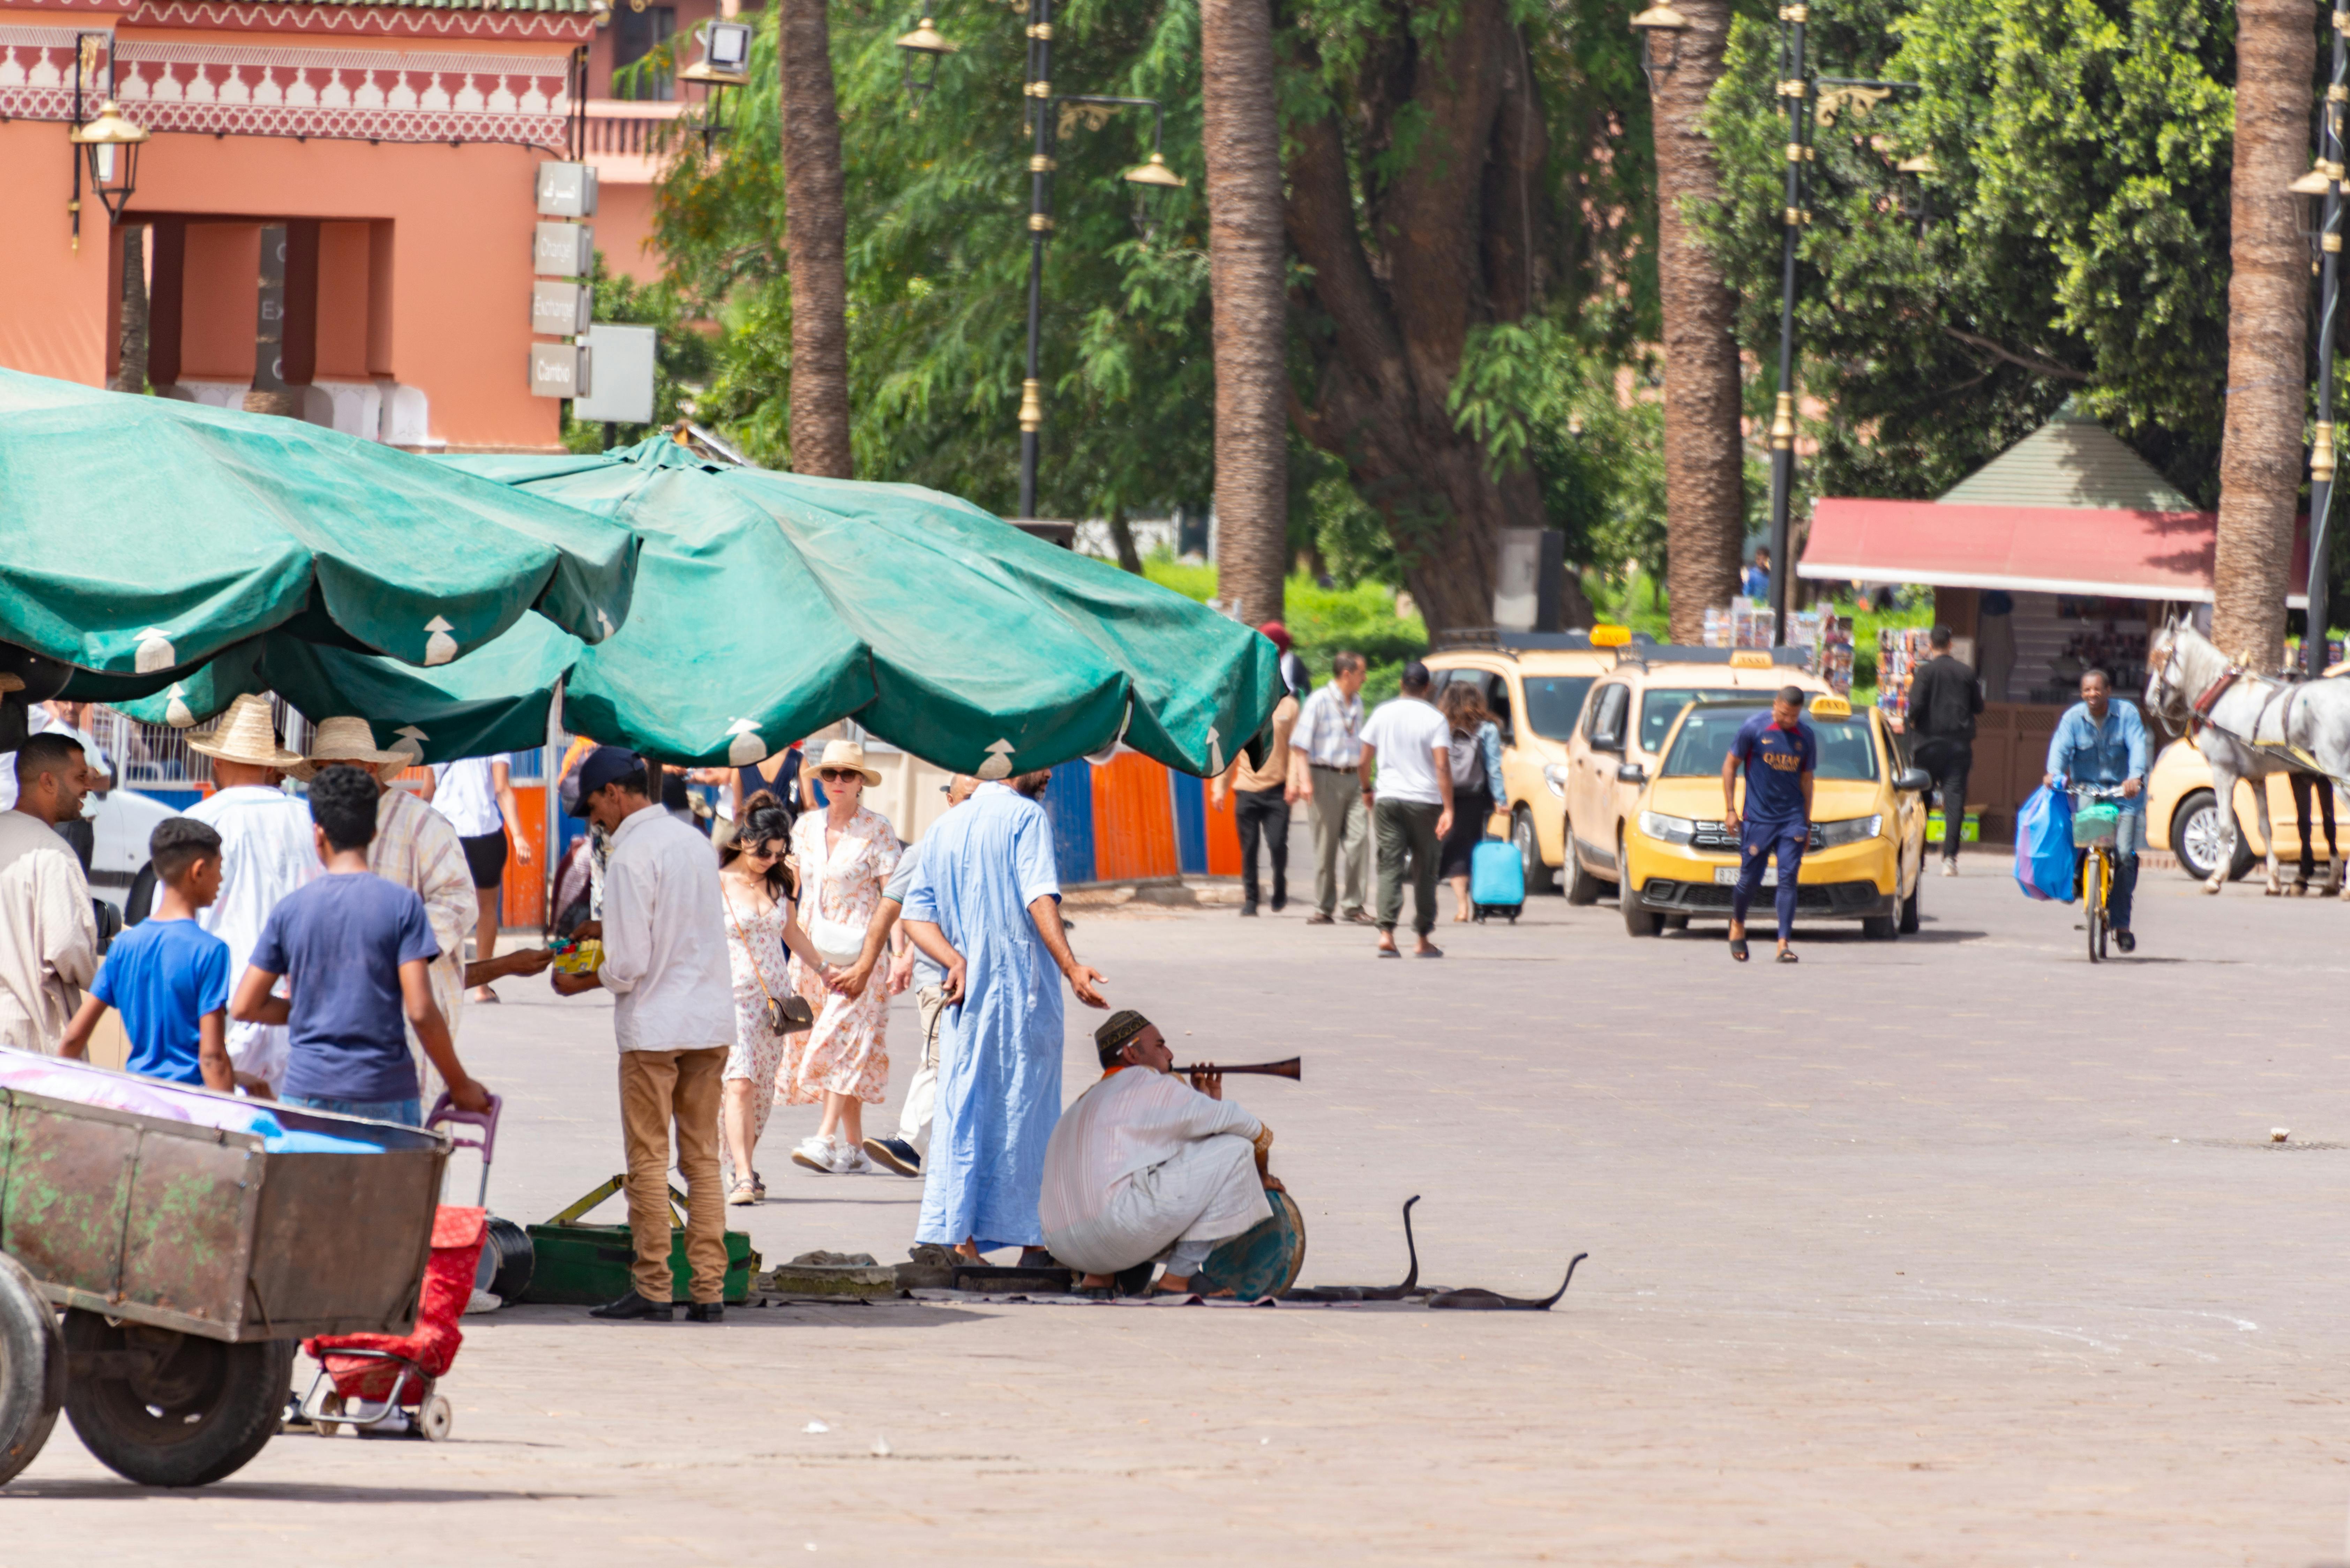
[901,783,1064,1250]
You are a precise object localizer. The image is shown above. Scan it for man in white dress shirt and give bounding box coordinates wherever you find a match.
[183,695,317,1091]
[552,747,736,1324]
[1040,1010,1276,1296]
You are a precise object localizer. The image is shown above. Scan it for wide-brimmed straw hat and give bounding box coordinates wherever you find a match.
[810,739,883,787]
[186,694,304,771]
[288,715,414,783]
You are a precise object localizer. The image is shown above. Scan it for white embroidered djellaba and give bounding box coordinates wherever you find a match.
[1039,1067,1270,1276]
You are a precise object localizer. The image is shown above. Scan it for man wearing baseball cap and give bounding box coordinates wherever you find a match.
[551,746,737,1322]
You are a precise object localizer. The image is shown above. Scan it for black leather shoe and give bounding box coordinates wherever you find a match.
[590,1290,673,1321]
[684,1302,726,1323]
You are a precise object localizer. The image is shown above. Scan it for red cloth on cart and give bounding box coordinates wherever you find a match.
[303,1205,485,1404]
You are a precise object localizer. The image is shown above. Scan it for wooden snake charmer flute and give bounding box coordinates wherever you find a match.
[1171,1057,1301,1082]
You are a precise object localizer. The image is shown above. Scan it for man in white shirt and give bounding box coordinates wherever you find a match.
[183,695,317,1090]
[1288,652,1372,924]
[1042,1010,1276,1297]
[1357,661,1455,958]
[552,747,735,1324]
[0,732,99,1050]
[428,754,534,1002]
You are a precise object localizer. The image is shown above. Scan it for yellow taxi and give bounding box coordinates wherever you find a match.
[1556,641,1827,905]
[1424,633,1616,891]
[1617,692,1932,939]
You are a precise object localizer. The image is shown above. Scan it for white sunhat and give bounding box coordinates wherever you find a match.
[287,715,415,783]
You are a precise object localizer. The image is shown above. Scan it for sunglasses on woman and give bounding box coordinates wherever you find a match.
[817,768,862,784]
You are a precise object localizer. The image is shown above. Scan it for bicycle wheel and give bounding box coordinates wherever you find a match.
[2096,851,2115,964]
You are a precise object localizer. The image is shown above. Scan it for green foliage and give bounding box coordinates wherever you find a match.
[558,258,716,454]
[1699,0,2241,508]
[639,0,1664,583]
[652,1,1212,523]
[1448,315,1669,580]
[1142,560,1428,704]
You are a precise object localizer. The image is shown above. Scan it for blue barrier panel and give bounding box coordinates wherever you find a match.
[1043,762,1096,885]
[129,787,203,814]
[1171,770,1208,875]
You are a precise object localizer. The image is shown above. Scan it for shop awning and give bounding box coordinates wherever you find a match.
[1799,498,2309,607]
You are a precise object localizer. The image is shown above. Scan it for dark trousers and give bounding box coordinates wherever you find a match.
[2291,771,2339,876]
[1234,785,1289,911]
[1374,799,1443,936]
[1913,737,1972,862]
[54,816,92,874]
[1733,819,1806,942]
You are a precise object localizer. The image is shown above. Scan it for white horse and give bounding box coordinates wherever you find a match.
[2146,619,2350,897]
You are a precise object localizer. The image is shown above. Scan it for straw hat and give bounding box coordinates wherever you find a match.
[187,693,304,770]
[810,738,883,787]
[288,715,414,783]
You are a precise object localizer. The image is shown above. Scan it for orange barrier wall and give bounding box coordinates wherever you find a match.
[501,784,549,928]
[1203,779,1244,876]
[1090,752,1180,882]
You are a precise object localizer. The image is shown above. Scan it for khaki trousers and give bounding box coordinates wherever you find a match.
[619,1046,728,1304]
[1308,765,1370,916]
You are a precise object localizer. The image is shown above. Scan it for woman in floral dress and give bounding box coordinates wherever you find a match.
[784,741,904,1174]
[719,792,832,1203]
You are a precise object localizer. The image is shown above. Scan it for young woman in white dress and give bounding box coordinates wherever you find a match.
[718,791,832,1203]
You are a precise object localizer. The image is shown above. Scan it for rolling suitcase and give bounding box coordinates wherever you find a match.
[1470,837,1525,923]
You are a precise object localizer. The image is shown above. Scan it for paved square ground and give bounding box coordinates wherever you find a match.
[8,853,2348,1565]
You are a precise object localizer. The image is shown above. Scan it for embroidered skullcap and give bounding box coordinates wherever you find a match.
[1094,1009,1154,1065]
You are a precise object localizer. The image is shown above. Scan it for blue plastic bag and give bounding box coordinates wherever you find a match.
[2013,784,2078,902]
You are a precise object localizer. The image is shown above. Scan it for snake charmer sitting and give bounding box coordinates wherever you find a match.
[1039,1010,1279,1296]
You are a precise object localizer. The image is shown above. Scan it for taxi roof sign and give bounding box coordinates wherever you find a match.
[1590,624,1632,648]
[1727,649,1773,669]
[1809,694,1852,718]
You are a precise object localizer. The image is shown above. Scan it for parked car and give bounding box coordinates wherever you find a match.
[89,785,182,924]
[1556,647,1828,905]
[1425,636,1615,892]
[1617,694,1932,938]
[2143,734,2347,883]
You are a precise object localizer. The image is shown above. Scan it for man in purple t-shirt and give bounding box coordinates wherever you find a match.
[1722,687,1817,965]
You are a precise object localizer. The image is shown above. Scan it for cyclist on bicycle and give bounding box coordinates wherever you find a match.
[2043,668,2150,952]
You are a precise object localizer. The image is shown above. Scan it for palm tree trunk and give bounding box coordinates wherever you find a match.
[112,225,148,394]
[1644,0,1745,643]
[1201,0,1287,628]
[778,0,853,478]
[2212,0,2313,672]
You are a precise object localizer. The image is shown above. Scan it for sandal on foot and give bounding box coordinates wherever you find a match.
[1729,938,1749,963]
[1775,949,1799,964]
[726,1181,760,1206]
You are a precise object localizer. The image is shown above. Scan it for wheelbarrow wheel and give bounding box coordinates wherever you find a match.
[418,1392,452,1443]
[61,1310,293,1487]
[0,1251,64,1485]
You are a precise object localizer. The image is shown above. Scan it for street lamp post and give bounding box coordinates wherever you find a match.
[2300,21,2348,676]
[1759,0,1917,645]
[899,5,1181,521]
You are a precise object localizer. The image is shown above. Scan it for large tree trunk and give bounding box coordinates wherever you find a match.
[112,225,148,394]
[1644,0,1745,642]
[1201,0,1288,629]
[778,0,853,478]
[1283,0,1561,635]
[2212,0,2313,672]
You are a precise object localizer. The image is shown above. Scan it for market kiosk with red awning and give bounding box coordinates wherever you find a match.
[1798,404,2308,837]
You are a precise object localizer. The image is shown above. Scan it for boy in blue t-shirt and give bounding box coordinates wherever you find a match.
[61,818,234,1090]
[231,763,490,1126]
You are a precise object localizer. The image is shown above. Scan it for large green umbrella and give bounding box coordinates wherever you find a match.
[114,439,1281,779]
[3,370,637,683]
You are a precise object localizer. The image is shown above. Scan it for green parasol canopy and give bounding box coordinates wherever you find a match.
[3,370,637,683]
[112,439,1281,779]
